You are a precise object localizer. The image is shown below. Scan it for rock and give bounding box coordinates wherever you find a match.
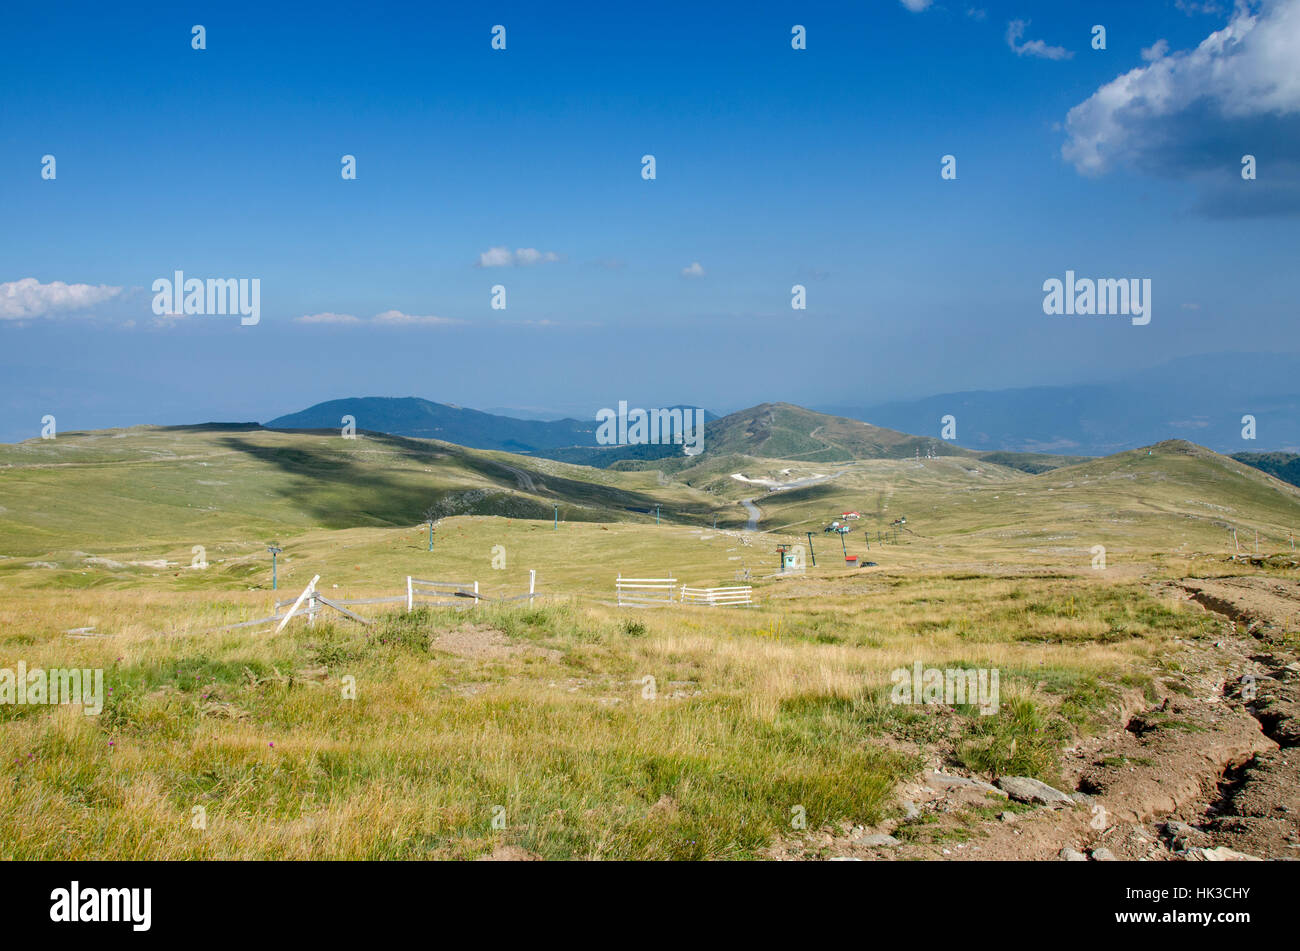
[1187,846,1263,862]
[854,833,901,848]
[1090,848,1117,861]
[1060,848,1088,861]
[900,800,920,819]
[828,856,864,861]
[997,776,1074,805]
[1161,820,1197,838]
[925,772,1005,796]
[1159,820,1206,851]
[998,811,1019,823]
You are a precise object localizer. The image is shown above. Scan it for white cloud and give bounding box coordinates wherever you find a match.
[899,0,932,11]
[477,246,514,268]
[1062,0,1300,177]
[514,247,561,265]
[966,7,987,21]
[476,246,562,267]
[1141,38,1170,61]
[295,312,361,324]
[681,262,705,278]
[0,278,123,320]
[1006,20,1073,60]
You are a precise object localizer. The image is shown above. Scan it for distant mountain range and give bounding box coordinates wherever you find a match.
[265,397,717,455]
[265,398,1084,473]
[820,352,1300,457]
[264,384,1300,489]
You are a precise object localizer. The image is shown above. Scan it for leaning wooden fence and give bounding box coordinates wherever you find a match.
[204,569,539,634]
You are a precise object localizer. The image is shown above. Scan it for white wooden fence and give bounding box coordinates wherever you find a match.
[679,585,753,606]
[616,575,678,607]
[615,576,754,608]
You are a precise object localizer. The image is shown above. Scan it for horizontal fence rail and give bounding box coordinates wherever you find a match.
[616,575,677,607]
[680,585,754,606]
[408,577,480,611]
[406,571,537,610]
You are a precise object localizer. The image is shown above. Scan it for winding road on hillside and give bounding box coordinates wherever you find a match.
[735,471,843,531]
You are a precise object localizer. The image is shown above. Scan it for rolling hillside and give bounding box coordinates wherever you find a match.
[1233,451,1300,489]
[3,420,1299,585]
[0,424,720,569]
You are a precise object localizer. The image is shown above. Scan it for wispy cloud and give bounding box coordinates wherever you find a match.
[1141,38,1170,62]
[295,310,460,326]
[372,309,459,325]
[0,278,123,321]
[1176,0,1224,14]
[476,246,562,267]
[296,311,362,324]
[681,262,706,278]
[1006,20,1073,60]
[899,0,932,11]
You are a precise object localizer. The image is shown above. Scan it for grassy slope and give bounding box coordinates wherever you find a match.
[0,424,722,562]
[3,429,1300,858]
[1233,450,1300,489]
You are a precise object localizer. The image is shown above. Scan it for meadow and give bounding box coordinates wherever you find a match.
[2,427,1298,859]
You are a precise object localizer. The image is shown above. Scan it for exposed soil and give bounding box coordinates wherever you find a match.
[431,624,561,662]
[770,572,1300,861]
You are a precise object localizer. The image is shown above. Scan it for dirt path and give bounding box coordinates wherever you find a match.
[771,572,1300,861]
[740,498,761,531]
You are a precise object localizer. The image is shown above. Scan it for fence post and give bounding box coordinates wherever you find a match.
[275,575,321,636]
[407,576,413,613]
[473,580,479,606]
[529,569,536,596]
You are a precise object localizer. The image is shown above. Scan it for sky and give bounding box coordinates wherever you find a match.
[2,0,1299,442]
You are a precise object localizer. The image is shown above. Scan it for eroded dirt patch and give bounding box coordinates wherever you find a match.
[774,572,1300,861]
[431,624,561,662]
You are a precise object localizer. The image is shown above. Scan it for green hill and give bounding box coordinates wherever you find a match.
[574,403,1086,474]
[1233,451,1300,489]
[3,422,1297,585]
[265,397,598,453]
[0,424,721,565]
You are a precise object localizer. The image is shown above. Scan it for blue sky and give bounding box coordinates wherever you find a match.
[2,0,1298,441]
